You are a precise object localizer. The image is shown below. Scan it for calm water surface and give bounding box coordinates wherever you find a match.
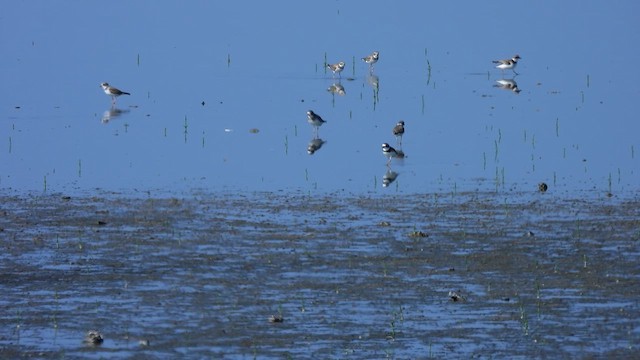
[1,1,638,195]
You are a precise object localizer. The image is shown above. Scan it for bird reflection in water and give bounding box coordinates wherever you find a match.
[382,169,399,188]
[494,78,521,94]
[307,138,326,155]
[366,73,379,92]
[101,107,130,124]
[327,82,346,96]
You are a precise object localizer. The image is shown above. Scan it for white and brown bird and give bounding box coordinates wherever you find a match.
[327,61,345,77]
[101,82,130,105]
[492,55,521,75]
[393,121,405,139]
[362,51,379,69]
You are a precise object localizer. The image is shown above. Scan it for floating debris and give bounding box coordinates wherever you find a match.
[249,128,260,134]
[84,330,104,345]
[448,290,466,302]
[268,315,284,323]
[525,231,535,237]
[538,182,548,192]
[408,231,428,238]
[378,221,391,227]
[139,339,150,346]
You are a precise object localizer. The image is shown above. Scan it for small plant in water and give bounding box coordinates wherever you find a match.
[519,302,529,335]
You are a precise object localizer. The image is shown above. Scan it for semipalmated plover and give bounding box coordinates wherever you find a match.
[101,82,130,105]
[362,51,379,68]
[327,61,345,77]
[307,110,326,130]
[492,55,521,75]
[382,142,399,163]
[393,121,405,138]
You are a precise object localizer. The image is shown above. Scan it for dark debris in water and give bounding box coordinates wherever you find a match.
[407,230,428,238]
[538,182,548,192]
[448,290,466,302]
[83,330,104,346]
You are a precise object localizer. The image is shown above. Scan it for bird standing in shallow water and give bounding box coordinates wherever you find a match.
[492,54,521,75]
[101,82,130,105]
[327,61,345,77]
[362,51,379,71]
[381,142,399,164]
[306,110,326,136]
[393,121,405,145]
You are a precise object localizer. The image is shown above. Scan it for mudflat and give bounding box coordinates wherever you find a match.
[1,190,638,358]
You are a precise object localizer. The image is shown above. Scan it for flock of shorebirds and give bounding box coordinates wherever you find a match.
[100,52,521,175]
[303,51,522,169]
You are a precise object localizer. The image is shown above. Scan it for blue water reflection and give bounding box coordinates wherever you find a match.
[1,1,638,195]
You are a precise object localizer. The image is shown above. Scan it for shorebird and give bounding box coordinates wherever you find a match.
[327,61,345,77]
[101,82,130,105]
[382,142,399,164]
[362,51,379,70]
[306,110,326,135]
[393,121,405,144]
[492,54,521,75]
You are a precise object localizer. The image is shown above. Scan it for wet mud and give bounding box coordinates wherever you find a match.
[0,190,638,358]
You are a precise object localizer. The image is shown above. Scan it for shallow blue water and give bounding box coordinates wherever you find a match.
[1,1,639,195]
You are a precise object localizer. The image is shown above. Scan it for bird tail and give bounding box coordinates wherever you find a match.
[122,92,131,95]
